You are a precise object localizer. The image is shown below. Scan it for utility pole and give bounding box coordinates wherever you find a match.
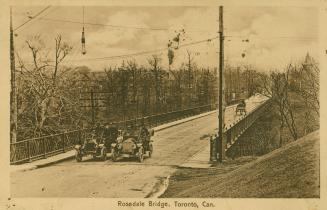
[10,7,17,143]
[237,67,240,97]
[218,6,225,162]
[187,50,192,107]
[90,89,95,125]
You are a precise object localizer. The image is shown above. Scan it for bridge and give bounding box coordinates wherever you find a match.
[211,94,271,160]
[10,94,270,197]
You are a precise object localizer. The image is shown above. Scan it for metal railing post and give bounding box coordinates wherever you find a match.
[27,140,31,162]
[78,130,81,145]
[43,137,46,159]
[210,135,218,162]
[62,133,66,153]
[227,129,232,145]
[223,131,227,153]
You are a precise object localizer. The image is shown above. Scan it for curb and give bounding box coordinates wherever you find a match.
[11,155,76,173]
[10,165,37,173]
[34,154,76,169]
[178,145,213,169]
[147,175,171,198]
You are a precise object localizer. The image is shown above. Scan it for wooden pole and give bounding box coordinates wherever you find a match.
[91,89,95,125]
[10,7,17,143]
[218,6,226,162]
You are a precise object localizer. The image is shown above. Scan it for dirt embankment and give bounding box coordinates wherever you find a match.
[161,130,319,198]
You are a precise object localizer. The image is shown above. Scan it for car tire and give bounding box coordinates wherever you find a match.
[101,148,107,161]
[138,147,144,162]
[148,144,153,158]
[75,151,82,162]
[111,148,117,162]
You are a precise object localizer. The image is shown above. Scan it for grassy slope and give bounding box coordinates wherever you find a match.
[161,130,319,198]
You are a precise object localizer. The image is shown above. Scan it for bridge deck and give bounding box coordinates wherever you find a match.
[224,94,269,128]
[181,94,270,168]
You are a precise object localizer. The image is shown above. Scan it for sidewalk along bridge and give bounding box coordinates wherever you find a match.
[210,94,271,161]
[10,103,216,164]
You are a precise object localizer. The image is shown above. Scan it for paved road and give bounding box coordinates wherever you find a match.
[10,94,268,198]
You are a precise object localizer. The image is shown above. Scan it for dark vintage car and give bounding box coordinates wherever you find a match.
[235,99,246,115]
[111,126,154,162]
[74,126,122,162]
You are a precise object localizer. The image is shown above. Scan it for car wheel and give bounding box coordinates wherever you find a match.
[101,148,107,161]
[138,147,144,162]
[75,151,82,162]
[111,148,117,162]
[148,144,153,158]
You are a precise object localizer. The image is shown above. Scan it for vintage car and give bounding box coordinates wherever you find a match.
[103,126,123,150]
[235,99,246,115]
[74,126,122,162]
[111,126,154,162]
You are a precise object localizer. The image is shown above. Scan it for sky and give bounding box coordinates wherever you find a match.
[12,6,319,71]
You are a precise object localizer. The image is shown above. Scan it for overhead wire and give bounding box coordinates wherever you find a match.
[83,6,85,26]
[14,6,51,31]
[67,36,219,62]
[14,36,218,66]
[14,6,316,68]
[38,6,60,20]
[22,13,318,40]
[35,16,213,33]
[13,6,217,67]
[225,35,317,40]
[14,7,316,40]
[81,6,86,55]
[37,17,175,31]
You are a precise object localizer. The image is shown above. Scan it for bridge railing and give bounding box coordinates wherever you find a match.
[10,103,216,164]
[10,129,87,164]
[210,98,271,160]
[112,103,215,128]
[224,98,271,150]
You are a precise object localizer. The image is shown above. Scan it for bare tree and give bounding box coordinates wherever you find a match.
[148,55,163,114]
[17,35,73,138]
[288,55,319,135]
[299,56,319,116]
[259,67,298,145]
[186,50,194,106]
[126,60,140,119]
[17,42,222,140]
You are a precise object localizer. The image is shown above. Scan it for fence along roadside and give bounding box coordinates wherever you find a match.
[10,103,215,164]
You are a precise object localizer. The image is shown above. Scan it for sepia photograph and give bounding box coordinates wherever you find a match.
[0,1,325,209]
